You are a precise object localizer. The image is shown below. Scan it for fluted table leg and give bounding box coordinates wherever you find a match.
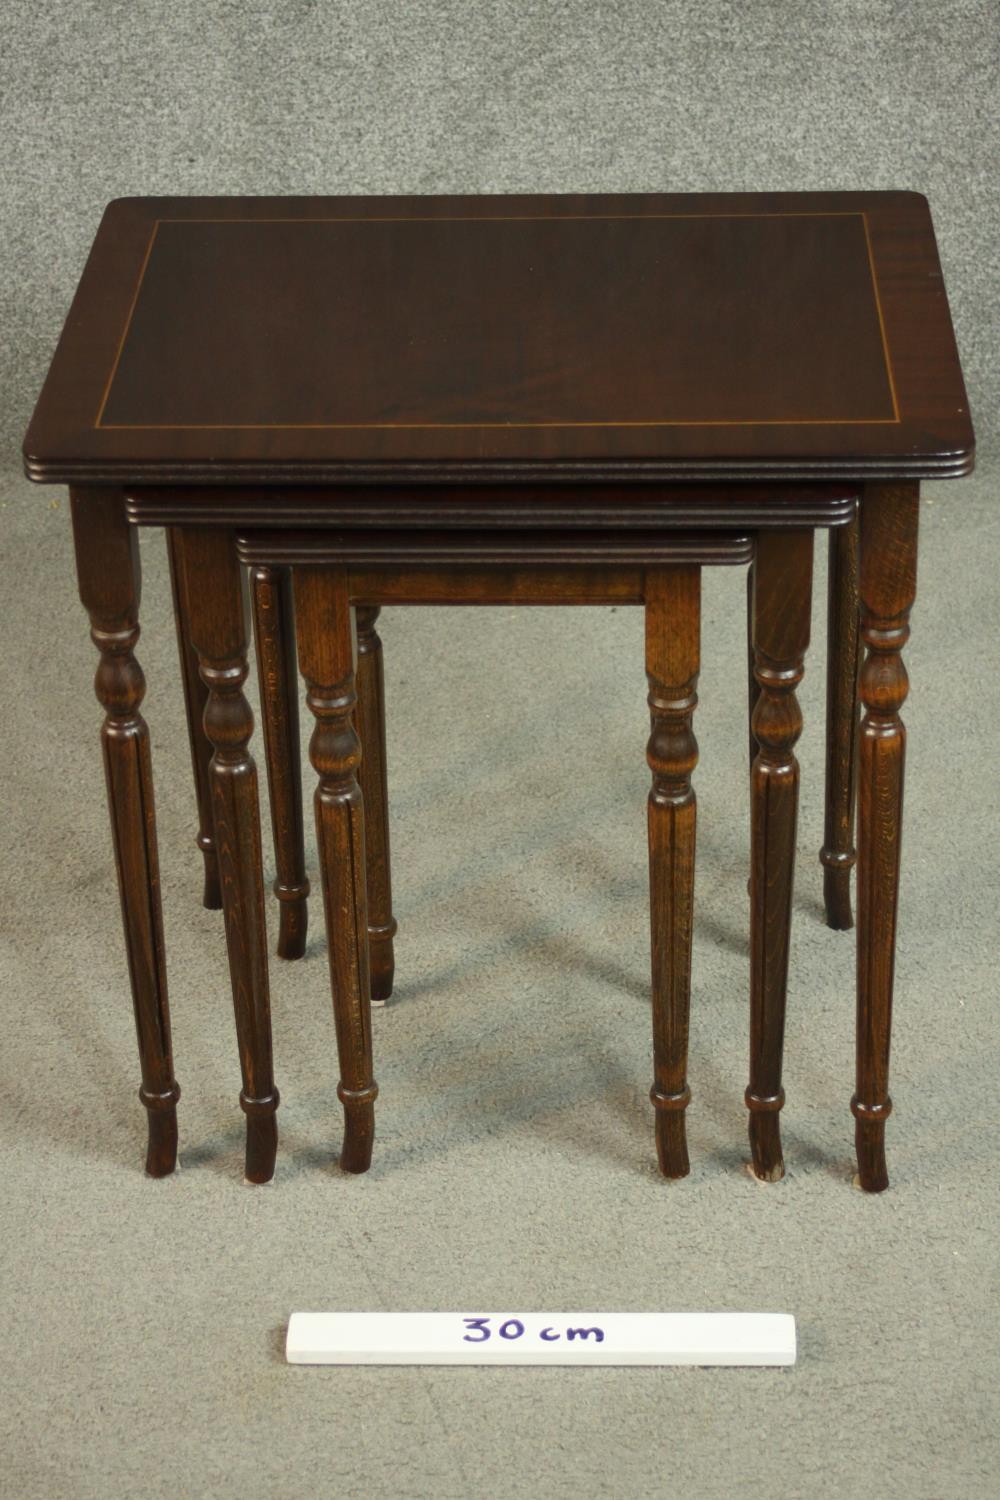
[71,488,180,1176]
[747,530,813,1182]
[295,567,377,1173]
[176,528,278,1184]
[166,526,222,911]
[646,566,700,1178]
[853,483,919,1192]
[251,564,310,960]
[821,513,861,930]
[355,606,397,1002]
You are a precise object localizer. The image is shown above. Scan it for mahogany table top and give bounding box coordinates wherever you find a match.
[24,191,973,487]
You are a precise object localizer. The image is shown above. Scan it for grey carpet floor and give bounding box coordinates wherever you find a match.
[1,4,998,1498]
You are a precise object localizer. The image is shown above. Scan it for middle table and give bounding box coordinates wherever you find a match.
[131,480,855,1182]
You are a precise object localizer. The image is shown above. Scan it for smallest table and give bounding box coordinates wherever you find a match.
[23,191,974,1189]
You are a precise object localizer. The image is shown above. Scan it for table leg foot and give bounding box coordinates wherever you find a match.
[822,860,854,931]
[652,1091,692,1179]
[368,931,396,1004]
[141,1085,181,1177]
[852,1101,890,1193]
[747,1098,785,1182]
[338,1083,377,1173]
[199,847,223,912]
[275,890,309,962]
[242,1091,280,1183]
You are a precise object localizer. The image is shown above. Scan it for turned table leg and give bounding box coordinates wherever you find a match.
[166,526,222,911]
[853,483,919,1192]
[295,568,377,1173]
[355,606,397,1002]
[250,564,310,960]
[747,530,813,1181]
[71,488,180,1176]
[821,513,861,930]
[176,528,279,1183]
[646,567,700,1178]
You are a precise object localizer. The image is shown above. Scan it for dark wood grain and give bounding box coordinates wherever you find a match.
[250,564,310,960]
[175,528,278,1183]
[747,530,814,1181]
[102,217,893,428]
[821,514,862,929]
[25,193,972,485]
[70,487,180,1175]
[646,566,700,1178]
[355,607,396,1003]
[294,566,377,1173]
[853,482,919,1192]
[166,526,221,909]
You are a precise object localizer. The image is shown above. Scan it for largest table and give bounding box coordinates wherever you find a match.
[24,192,974,1190]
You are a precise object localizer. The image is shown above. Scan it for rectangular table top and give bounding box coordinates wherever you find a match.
[24,192,974,487]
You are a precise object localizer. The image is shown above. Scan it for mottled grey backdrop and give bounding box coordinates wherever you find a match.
[2,0,997,459]
[1,5,997,1499]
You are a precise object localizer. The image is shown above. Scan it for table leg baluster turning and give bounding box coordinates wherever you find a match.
[747,530,814,1181]
[751,520,861,933]
[853,481,919,1193]
[166,526,222,913]
[645,566,700,1180]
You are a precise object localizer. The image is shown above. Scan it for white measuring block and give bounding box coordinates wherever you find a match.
[286,1312,796,1366]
